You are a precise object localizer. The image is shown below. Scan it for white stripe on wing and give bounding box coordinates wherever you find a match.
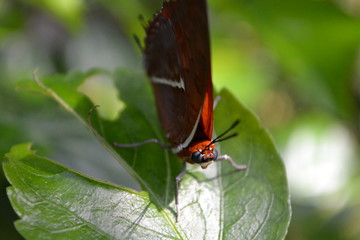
[151,76,185,90]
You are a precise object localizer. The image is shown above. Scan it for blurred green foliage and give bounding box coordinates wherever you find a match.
[1,0,359,239]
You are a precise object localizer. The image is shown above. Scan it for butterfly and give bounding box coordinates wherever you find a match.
[114,0,247,222]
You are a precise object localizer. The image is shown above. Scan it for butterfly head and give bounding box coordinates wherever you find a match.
[185,120,241,169]
[190,142,218,169]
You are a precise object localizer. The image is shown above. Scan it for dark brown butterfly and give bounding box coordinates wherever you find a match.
[114,0,246,221]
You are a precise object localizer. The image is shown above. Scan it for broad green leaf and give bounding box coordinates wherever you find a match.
[4,69,291,239]
[3,143,178,239]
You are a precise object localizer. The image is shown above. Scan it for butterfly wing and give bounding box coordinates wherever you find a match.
[144,0,213,148]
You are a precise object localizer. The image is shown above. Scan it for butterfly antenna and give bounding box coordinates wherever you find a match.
[205,120,241,148]
[213,120,240,141]
[213,133,238,143]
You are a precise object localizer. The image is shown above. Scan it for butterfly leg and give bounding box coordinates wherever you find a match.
[87,105,172,150]
[216,154,247,170]
[174,162,187,222]
[133,34,144,52]
[113,139,171,150]
[213,96,221,109]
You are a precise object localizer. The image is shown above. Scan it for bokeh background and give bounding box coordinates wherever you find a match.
[1,0,359,239]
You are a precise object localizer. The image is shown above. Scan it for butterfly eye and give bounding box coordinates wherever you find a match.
[191,151,204,163]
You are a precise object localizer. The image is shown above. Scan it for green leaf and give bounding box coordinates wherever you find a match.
[4,69,291,239]
[3,143,178,239]
[214,90,290,238]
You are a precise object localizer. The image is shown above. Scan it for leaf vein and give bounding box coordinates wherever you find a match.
[251,193,275,240]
